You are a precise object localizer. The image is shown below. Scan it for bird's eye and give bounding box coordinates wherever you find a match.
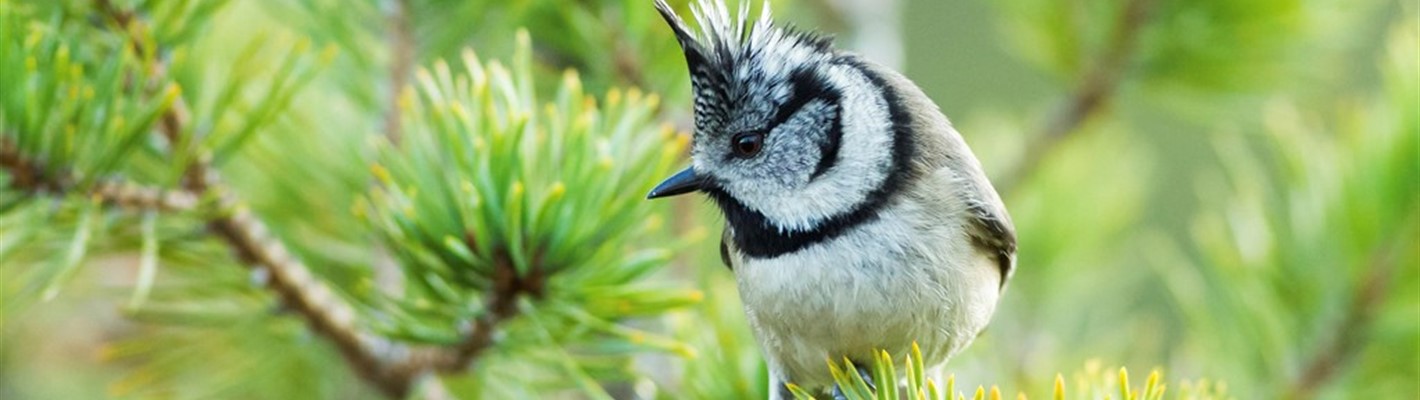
[730,132,764,157]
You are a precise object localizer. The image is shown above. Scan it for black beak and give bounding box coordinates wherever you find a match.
[646,167,704,199]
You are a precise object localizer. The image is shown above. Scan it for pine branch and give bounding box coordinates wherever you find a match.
[611,33,649,89]
[436,246,542,371]
[1285,212,1414,400]
[0,135,67,194]
[177,153,427,397]
[2,137,196,211]
[996,0,1154,195]
[367,0,415,317]
[4,134,430,397]
[383,0,415,145]
[82,1,521,397]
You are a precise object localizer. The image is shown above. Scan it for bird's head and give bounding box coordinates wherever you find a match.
[647,0,914,257]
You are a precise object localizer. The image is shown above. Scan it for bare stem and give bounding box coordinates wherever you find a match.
[383,0,415,145]
[1284,213,1413,399]
[0,136,66,194]
[1,138,195,211]
[996,0,1154,195]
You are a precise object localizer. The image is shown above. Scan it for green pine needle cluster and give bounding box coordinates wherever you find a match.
[0,10,175,191]
[358,31,701,397]
[361,30,697,347]
[791,345,1231,400]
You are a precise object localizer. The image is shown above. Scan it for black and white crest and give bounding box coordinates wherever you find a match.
[654,0,835,139]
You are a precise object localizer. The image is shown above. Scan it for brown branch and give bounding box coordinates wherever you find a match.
[433,244,542,372]
[369,0,416,316]
[94,0,142,55]
[532,11,647,90]
[0,136,66,194]
[119,8,423,379]
[91,180,198,211]
[602,3,660,91]
[153,57,431,400]
[1284,217,1412,400]
[201,182,430,397]
[383,0,415,145]
[2,138,196,212]
[612,39,649,89]
[94,0,423,388]
[995,0,1154,195]
[4,136,424,397]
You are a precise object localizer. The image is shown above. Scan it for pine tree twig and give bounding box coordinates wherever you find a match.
[138,50,428,400]
[91,180,199,211]
[0,136,67,194]
[369,0,416,317]
[383,0,415,145]
[81,1,533,397]
[1285,214,1412,400]
[199,177,430,397]
[5,138,428,398]
[2,137,196,211]
[996,0,1154,195]
[94,0,142,55]
[91,1,417,397]
[610,27,648,89]
[433,245,544,372]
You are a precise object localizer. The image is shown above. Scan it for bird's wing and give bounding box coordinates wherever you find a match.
[914,130,1018,288]
[922,163,1017,289]
[962,184,1016,288]
[864,58,1017,289]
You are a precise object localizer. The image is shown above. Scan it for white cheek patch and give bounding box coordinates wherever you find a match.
[726,65,894,232]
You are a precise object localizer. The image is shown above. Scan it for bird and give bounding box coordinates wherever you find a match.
[645,0,1017,398]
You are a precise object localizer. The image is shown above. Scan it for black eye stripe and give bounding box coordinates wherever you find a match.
[778,67,843,179]
[771,68,841,128]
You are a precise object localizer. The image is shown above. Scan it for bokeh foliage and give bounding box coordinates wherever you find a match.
[2,0,1416,399]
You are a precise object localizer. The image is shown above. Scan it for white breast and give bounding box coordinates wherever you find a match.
[730,189,1002,390]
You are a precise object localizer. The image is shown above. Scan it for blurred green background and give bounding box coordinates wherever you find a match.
[1,0,1415,399]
